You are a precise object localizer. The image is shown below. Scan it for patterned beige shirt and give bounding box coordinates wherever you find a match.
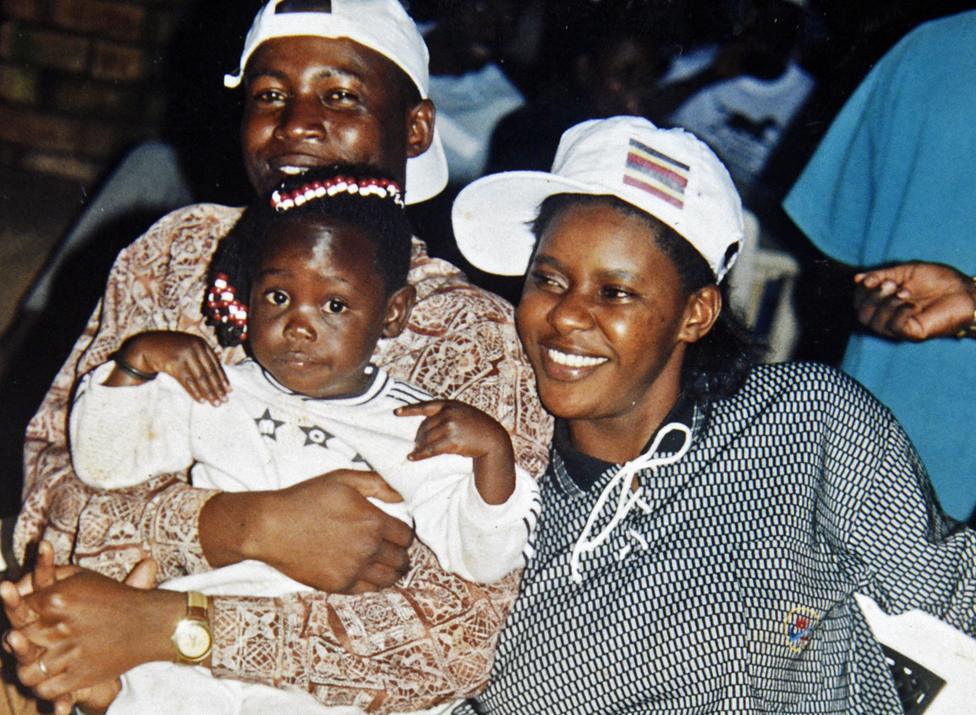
[14,204,552,712]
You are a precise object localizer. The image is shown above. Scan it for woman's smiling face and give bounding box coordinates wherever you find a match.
[516,201,706,447]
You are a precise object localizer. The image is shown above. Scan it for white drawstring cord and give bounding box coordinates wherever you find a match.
[569,422,691,584]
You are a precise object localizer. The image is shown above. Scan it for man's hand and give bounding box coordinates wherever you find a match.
[2,541,71,662]
[200,469,414,593]
[853,262,976,341]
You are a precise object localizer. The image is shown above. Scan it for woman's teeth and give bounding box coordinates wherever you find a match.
[546,348,607,368]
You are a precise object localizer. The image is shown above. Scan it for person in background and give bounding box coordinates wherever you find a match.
[486,20,670,175]
[422,0,527,187]
[784,10,976,524]
[2,0,550,713]
[651,0,814,199]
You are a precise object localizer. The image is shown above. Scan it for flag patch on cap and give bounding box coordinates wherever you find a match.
[623,138,689,209]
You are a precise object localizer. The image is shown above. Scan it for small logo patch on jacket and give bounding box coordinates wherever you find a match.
[785,606,819,652]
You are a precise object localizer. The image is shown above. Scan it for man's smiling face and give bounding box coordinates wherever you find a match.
[241,36,422,195]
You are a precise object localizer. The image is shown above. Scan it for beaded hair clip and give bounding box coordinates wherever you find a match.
[205,273,249,342]
[270,176,405,212]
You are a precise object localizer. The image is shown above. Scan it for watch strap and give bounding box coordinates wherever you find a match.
[187,590,208,618]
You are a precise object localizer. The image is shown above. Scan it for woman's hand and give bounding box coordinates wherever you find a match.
[11,567,181,703]
[110,330,230,405]
[200,469,414,593]
[8,623,122,715]
[2,542,162,714]
[397,400,517,505]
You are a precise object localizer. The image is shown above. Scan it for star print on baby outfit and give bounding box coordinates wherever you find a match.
[300,424,333,447]
[254,409,285,440]
[299,424,375,469]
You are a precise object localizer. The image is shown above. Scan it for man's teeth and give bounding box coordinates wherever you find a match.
[546,348,607,368]
[279,166,308,176]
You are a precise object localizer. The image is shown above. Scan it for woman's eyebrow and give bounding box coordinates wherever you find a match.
[599,268,641,283]
[533,255,640,283]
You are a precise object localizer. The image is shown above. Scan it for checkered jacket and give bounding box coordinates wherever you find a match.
[457,361,976,714]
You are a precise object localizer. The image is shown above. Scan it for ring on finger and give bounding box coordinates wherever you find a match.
[38,658,49,676]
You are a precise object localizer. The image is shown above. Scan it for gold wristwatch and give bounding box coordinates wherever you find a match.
[172,591,212,663]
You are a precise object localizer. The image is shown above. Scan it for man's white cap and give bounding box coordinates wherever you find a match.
[224,0,447,205]
[453,116,745,281]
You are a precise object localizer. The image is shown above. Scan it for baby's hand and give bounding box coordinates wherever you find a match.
[113,330,229,405]
[396,400,516,504]
[396,400,507,461]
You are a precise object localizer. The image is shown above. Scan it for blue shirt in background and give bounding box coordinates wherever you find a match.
[784,10,976,521]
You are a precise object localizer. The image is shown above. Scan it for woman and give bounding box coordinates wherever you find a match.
[450,116,976,713]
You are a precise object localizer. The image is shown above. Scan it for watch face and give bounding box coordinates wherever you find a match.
[174,619,212,660]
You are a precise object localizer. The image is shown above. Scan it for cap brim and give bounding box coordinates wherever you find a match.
[452,171,608,276]
[404,125,447,205]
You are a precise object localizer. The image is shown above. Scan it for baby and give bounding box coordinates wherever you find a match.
[69,166,538,714]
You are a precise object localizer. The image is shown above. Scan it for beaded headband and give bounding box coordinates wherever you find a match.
[205,273,249,342]
[270,176,405,212]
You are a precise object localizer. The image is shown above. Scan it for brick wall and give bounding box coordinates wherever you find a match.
[0,0,191,183]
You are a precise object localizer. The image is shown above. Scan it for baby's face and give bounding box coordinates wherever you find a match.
[247,218,390,398]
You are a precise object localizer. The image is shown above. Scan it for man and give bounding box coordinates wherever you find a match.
[784,10,976,524]
[3,0,550,712]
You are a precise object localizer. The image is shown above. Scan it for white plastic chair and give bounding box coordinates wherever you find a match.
[727,210,800,362]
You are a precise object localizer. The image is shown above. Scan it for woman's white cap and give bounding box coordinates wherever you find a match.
[224,0,447,205]
[453,116,745,281]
